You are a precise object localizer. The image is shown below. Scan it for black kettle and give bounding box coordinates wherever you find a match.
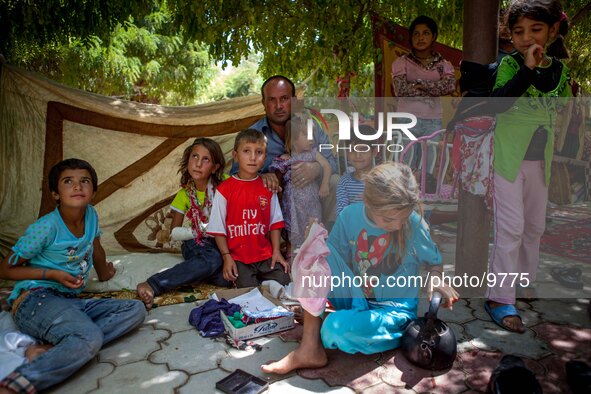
[400,292,457,370]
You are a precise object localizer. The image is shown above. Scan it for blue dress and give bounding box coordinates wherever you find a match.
[321,202,441,354]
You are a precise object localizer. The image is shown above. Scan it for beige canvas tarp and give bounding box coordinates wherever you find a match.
[0,62,266,256]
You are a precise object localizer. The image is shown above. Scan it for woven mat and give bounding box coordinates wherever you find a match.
[0,282,221,312]
[541,218,591,264]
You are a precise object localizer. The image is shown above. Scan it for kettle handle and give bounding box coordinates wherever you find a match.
[426,291,442,324]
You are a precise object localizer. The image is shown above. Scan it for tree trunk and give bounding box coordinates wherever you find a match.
[455,0,499,297]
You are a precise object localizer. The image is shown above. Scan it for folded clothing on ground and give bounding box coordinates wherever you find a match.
[189,299,241,338]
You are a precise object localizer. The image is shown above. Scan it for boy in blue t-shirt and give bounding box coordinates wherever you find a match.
[0,158,146,393]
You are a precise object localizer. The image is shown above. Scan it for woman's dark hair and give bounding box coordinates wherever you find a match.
[498,8,513,47]
[408,15,439,45]
[49,158,98,194]
[506,0,569,58]
[179,138,225,188]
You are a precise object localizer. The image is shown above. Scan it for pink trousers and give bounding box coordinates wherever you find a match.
[487,161,547,304]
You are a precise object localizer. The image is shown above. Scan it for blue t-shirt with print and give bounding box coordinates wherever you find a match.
[8,205,101,304]
[327,202,441,310]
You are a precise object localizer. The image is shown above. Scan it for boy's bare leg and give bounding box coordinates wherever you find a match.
[25,343,53,361]
[136,282,155,310]
[0,347,50,394]
[261,310,328,374]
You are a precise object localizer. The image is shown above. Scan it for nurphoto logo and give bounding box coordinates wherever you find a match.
[307,109,418,153]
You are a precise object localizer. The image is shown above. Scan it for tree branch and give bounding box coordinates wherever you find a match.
[351,0,371,35]
[301,57,328,89]
[571,1,591,26]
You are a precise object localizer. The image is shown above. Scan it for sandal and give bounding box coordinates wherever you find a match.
[550,267,584,289]
[566,360,591,394]
[485,302,525,334]
[488,355,542,394]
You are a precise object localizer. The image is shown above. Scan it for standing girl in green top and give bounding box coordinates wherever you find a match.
[486,0,571,333]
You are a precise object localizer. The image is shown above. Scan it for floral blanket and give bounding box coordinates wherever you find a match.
[0,280,219,312]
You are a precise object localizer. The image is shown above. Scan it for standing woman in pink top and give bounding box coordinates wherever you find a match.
[391,15,456,169]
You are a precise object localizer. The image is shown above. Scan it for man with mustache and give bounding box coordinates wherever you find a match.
[232,75,337,225]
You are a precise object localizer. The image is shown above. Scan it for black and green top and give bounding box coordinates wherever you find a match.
[492,52,571,185]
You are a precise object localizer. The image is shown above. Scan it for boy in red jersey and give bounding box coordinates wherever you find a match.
[208,129,290,287]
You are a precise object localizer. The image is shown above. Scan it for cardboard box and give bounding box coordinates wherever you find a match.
[213,287,295,341]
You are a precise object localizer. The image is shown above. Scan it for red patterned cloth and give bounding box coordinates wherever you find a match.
[453,116,496,209]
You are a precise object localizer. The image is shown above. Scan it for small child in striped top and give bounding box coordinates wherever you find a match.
[336,126,379,217]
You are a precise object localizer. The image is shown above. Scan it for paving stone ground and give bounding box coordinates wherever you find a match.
[42,269,589,393]
[43,205,591,393]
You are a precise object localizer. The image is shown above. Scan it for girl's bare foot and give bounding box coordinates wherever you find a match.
[261,344,328,374]
[136,282,155,310]
[25,343,53,361]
